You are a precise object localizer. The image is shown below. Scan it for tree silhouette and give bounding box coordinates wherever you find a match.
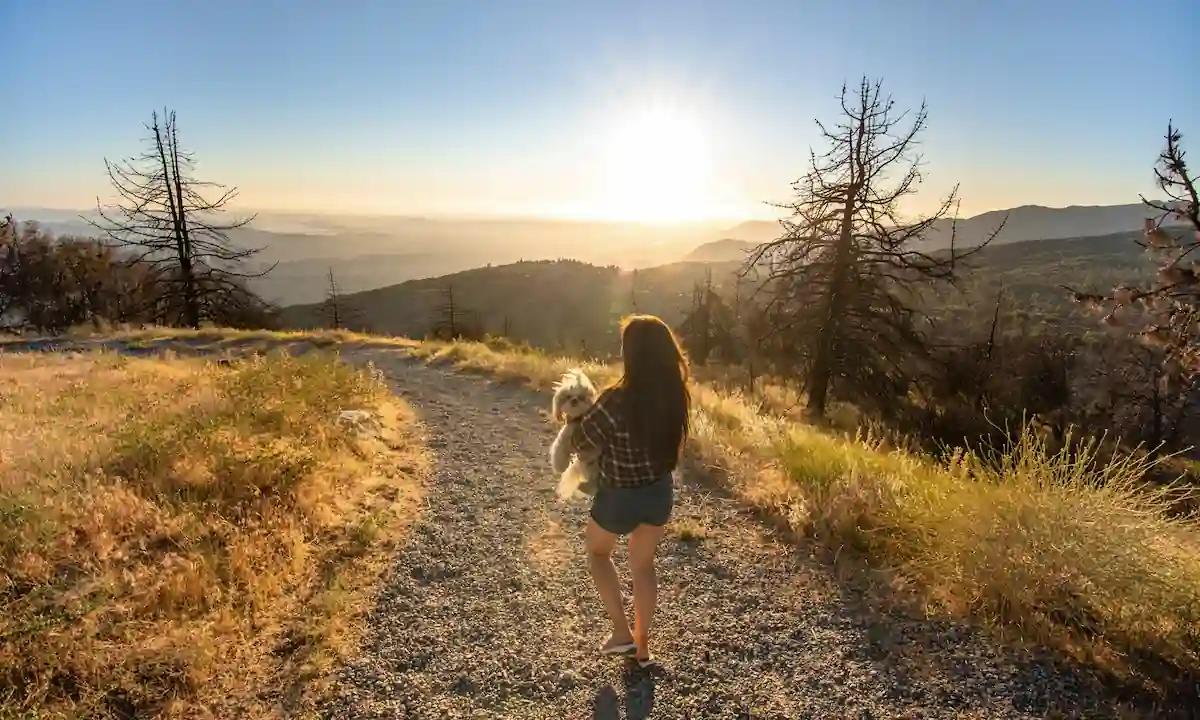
[86,109,273,328]
[0,220,162,333]
[746,77,1002,418]
[429,283,483,340]
[1060,123,1200,447]
[680,267,736,365]
[1066,124,1200,372]
[320,267,368,332]
[325,268,344,330]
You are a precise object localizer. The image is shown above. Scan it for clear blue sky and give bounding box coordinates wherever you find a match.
[3,0,1197,221]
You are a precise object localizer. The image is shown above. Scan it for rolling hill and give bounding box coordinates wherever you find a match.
[278,259,742,353]
[279,228,1160,352]
[683,238,759,262]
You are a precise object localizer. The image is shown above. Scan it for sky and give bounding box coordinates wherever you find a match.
[2,0,1198,223]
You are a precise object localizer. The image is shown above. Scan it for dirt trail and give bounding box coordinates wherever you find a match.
[320,346,1130,720]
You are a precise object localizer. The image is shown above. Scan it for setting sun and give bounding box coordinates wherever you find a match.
[596,101,715,222]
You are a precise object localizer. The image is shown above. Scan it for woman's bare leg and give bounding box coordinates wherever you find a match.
[585,519,633,646]
[627,522,666,660]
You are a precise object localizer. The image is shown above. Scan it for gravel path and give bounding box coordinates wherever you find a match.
[319,347,1156,720]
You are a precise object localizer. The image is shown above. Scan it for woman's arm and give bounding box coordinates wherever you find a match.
[569,391,617,454]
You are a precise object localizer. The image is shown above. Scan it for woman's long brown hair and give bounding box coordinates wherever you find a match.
[614,314,691,470]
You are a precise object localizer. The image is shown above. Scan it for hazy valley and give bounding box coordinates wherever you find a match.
[9,201,1178,308]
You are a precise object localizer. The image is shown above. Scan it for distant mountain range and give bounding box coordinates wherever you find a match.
[691,202,1179,263]
[4,201,1180,305]
[683,237,759,262]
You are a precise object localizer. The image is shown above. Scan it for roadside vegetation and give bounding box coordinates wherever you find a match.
[0,348,427,719]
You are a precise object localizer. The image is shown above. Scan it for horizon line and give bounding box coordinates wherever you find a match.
[2,199,1166,226]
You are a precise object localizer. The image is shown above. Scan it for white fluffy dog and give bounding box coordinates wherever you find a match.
[549,368,601,500]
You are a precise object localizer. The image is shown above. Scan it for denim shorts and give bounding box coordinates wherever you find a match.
[589,474,674,535]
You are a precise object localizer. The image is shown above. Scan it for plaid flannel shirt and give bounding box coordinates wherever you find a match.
[569,386,667,488]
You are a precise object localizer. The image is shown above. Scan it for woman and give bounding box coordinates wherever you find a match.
[567,314,691,668]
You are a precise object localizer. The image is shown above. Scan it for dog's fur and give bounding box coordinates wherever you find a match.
[549,368,601,499]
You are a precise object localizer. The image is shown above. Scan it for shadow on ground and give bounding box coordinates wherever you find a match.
[591,664,656,720]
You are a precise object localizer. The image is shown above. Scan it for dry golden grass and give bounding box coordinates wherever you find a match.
[0,349,427,719]
[65,324,418,350]
[667,517,711,542]
[415,338,1200,692]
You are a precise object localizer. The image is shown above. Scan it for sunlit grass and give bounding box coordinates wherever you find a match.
[0,350,427,719]
[3,323,418,351]
[417,337,1200,689]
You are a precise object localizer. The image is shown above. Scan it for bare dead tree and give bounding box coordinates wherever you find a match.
[681,270,712,363]
[1065,123,1200,374]
[429,283,482,340]
[436,283,459,339]
[324,267,343,330]
[728,261,769,392]
[319,267,367,332]
[1052,123,1200,454]
[680,266,737,365]
[745,77,1004,418]
[85,108,273,329]
[985,285,1006,361]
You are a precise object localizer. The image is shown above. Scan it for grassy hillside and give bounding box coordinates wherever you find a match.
[279,229,1156,351]
[414,337,1200,702]
[0,349,427,718]
[937,229,1155,325]
[279,258,741,353]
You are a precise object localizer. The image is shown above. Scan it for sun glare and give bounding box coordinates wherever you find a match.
[597,102,714,222]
